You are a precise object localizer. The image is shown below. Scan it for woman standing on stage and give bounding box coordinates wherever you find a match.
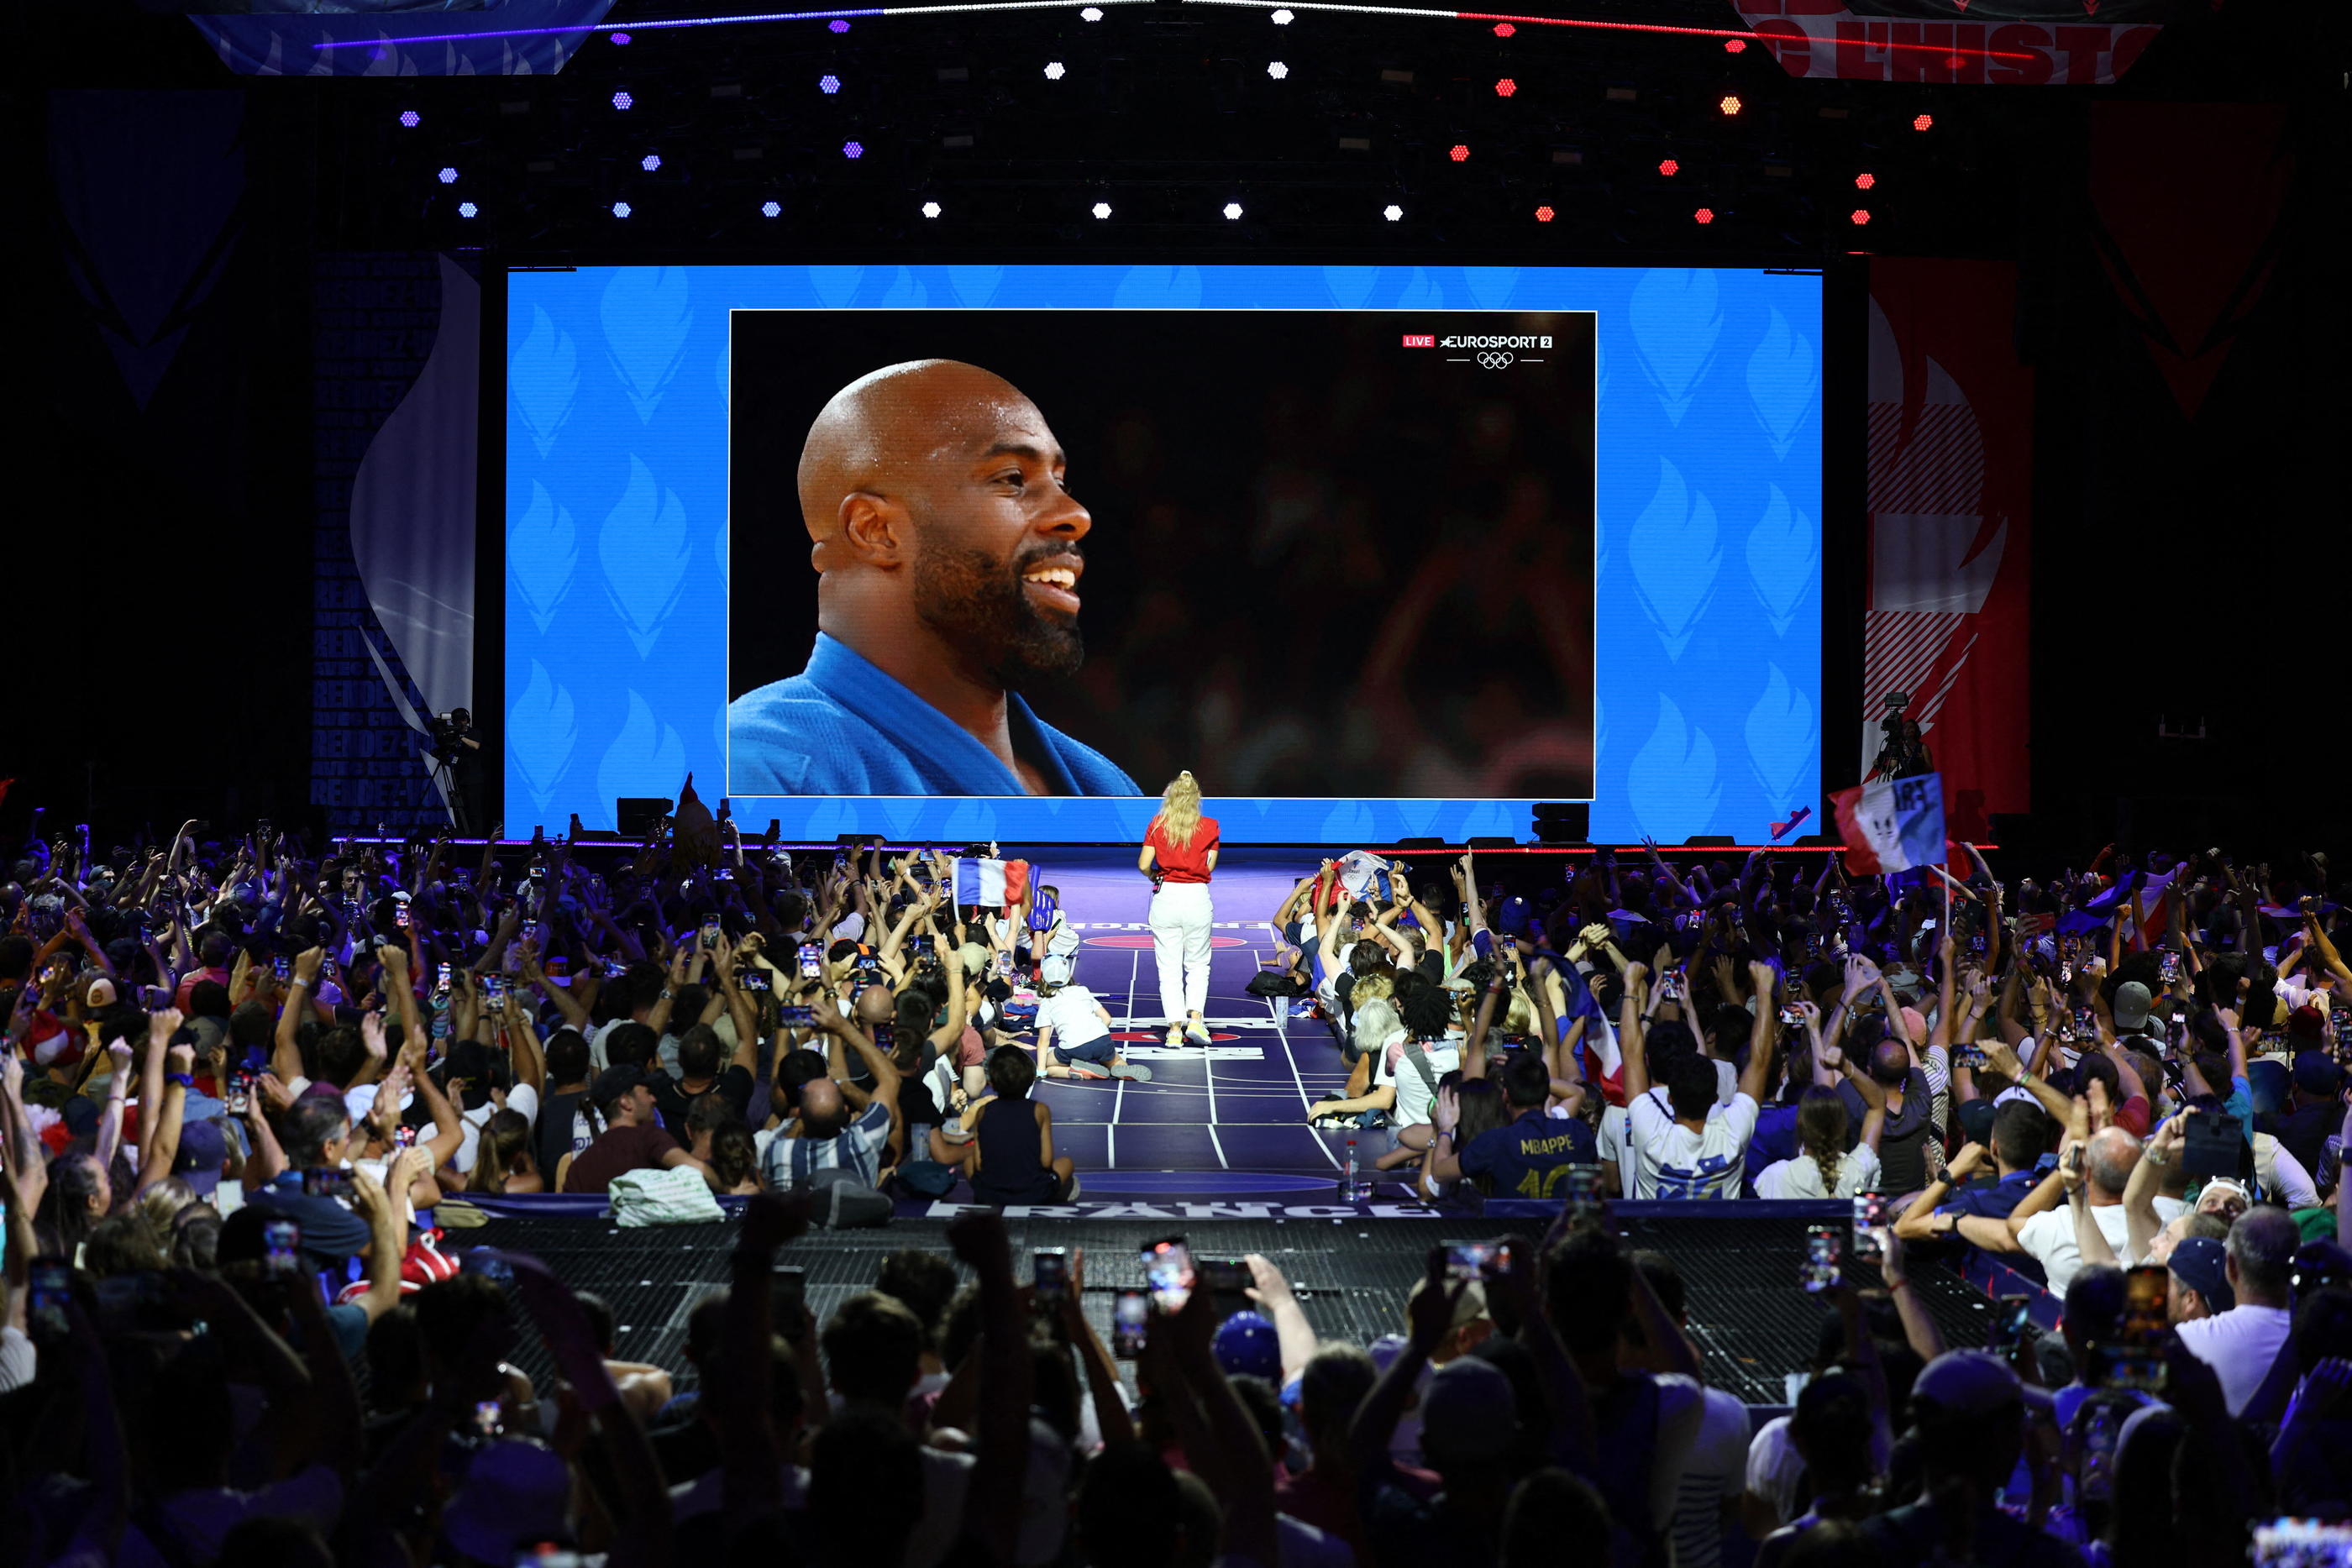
[1141,770,1219,1049]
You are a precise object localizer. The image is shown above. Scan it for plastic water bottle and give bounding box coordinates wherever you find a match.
[1340,1133,1361,1202]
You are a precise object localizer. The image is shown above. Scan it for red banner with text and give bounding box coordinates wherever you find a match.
[1730,1,2161,85]
[1862,260,2033,841]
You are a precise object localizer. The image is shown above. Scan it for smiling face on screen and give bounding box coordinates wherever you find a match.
[801,359,1092,693]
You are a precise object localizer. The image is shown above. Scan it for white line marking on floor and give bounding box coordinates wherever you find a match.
[1204,1021,1224,1167]
[1273,994,1341,1169]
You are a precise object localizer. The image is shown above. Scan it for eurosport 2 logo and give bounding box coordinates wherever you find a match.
[1402,333,1550,370]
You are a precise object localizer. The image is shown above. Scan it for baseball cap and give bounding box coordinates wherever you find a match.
[1416,1356,1518,1464]
[1212,1309,1283,1383]
[171,1119,228,1198]
[590,1064,648,1107]
[2166,1235,2235,1313]
[440,1441,575,1565]
[2292,1051,2343,1099]
[2286,1004,2325,1043]
[1911,1350,2024,1418]
[2111,982,2153,1032]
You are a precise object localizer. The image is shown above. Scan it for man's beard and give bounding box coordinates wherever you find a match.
[909,534,1084,691]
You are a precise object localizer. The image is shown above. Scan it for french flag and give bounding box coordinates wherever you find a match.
[1832,773,1950,876]
[953,857,1032,909]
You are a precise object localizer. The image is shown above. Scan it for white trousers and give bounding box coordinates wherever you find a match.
[1147,881,1214,1023]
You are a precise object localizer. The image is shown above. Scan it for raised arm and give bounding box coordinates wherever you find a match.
[1618,962,1653,1101]
[1740,960,1777,1104]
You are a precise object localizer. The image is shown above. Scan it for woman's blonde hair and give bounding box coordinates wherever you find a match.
[1155,770,1204,849]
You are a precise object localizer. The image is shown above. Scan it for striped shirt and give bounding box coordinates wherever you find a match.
[759,1098,893,1191]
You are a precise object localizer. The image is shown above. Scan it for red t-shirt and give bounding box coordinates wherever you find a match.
[1146,816,1219,884]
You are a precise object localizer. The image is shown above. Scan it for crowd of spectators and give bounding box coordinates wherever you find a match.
[3,815,2350,1566]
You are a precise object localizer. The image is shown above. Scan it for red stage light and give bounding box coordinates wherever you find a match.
[1913,113,1934,131]
[1693,207,1714,223]
[1851,208,1871,225]
[1724,38,1746,53]
[1449,144,1470,162]
[1494,77,1516,97]
[1534,205,1554,222]
[1657,158,1678,176]
[1718,93,1741,115]
[1855,171,1875,190]
[1493,21,1515,35]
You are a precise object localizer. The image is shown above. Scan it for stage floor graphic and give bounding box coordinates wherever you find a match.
[1006,849,1354,1186]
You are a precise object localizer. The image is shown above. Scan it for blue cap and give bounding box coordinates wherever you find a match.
[1212,1309,1282,1383]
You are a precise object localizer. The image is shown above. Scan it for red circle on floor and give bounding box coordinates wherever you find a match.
[1109,1030,1239,1043]
[1082,933,1247,949]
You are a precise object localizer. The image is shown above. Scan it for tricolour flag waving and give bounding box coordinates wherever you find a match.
[1831,773,1949,876]
[953,857,1032,910]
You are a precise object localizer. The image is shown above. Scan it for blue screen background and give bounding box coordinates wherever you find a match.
[504,263,1821,842]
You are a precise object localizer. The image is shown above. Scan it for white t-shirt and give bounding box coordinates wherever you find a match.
[1754,1143,1884,1200]
[2255,1133,2318,1209]
[1626,1088,1761,1199]
[2014,1202,2132,1295]
[2176,1304,2294,1417]
[1391,1041,1459,1130]
[0,1325,34,1395]
[454,1083,542,1174]
[1745,1414,1804,1528]
[1672,1386,1754,1568]
[1036,987,1112,1055]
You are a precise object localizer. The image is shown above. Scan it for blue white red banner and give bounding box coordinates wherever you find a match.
[1832,773,1947,874]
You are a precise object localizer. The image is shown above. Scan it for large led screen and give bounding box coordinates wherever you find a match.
[504,265,1822,843]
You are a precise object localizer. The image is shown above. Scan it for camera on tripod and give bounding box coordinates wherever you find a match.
[427,708,474,766]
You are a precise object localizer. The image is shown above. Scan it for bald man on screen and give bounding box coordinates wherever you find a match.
[727,359,1139,797]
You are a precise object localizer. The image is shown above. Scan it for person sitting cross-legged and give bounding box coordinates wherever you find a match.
[1032,980,1151,1082]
